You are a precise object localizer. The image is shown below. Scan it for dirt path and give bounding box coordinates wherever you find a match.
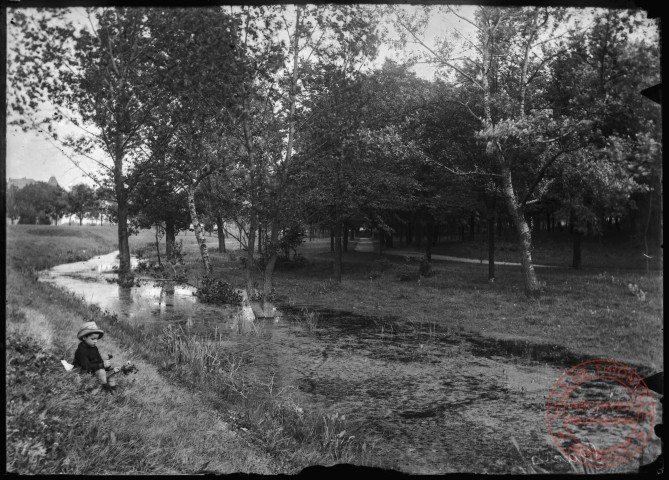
[354,237,558,267]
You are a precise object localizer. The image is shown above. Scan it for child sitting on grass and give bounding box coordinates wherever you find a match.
[72,321,119,394]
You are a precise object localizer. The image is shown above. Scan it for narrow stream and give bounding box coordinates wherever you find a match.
[39,252,661,473]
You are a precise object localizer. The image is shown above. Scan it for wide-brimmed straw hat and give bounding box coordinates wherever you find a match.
[77,321,105,340]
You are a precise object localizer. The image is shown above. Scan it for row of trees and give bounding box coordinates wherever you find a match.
[8,5,660,296]
[6,181,109,226]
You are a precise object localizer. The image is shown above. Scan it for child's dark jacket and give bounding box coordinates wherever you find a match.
[73,341,104,373]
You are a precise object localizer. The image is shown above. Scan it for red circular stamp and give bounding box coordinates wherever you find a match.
[547,359,655,469]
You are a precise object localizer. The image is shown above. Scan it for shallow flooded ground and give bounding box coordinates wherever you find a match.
[40,252,662,473]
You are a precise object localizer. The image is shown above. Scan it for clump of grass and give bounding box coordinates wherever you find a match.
[510,437,548,474]
[229,311,266,336]
[159,324,223,373]
[373,316,396,336]
[554,439,606,474]
[230,378,373,467]
[294,307,320,333]
[312,279,339,295]
[594,271,647,301]
[319,412,358,463]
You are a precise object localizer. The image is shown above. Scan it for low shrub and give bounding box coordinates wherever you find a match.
[194,276,243,305]
[418,257,432,277]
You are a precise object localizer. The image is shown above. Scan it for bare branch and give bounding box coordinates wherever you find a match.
[444,5,482,32]
[440,98,483,124]
[394,12,484,91]
[519,144,583,208]
[424,155,501,177]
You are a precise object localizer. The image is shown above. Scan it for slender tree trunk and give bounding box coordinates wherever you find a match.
[378,227,384,255]
[334,221,343,281]
[116,195,133,287]
[644,190,652,272]
[343,222,349,252]
[165,218,176,260]
[187,186,212,274]
[258,225,262,255]
[246,213,257,296]
[258,4,302,309]
[572,230,582,269]
[216,216,226,253]
[500,164,541,296]
[263,217,279,310]
[488,208,496,283]
[113,131,133,287]
[330,228,335,252]
[425,223,432,261]
[155,224,162,266]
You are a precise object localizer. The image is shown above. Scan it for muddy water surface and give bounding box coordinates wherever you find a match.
[40,252,662,474]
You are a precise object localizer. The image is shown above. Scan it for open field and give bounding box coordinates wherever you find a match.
[5,225,663,473]
[5,224,156,271]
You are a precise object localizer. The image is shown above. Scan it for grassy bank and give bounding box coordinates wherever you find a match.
[5,226,283,474]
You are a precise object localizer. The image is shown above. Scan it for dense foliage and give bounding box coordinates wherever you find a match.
[7,5,660,294]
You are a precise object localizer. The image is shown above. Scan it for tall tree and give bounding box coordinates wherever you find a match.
[298,67,424,279]
[547,9,661,268]
[68,183,97,225]
[393,6,594,296]
[14,181,67,225]
[130,161,191,262]
[294,6,382,280]
[9,8,161,286]
[142,7,242,274]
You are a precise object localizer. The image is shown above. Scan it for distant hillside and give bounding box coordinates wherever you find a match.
[7,176,60,189]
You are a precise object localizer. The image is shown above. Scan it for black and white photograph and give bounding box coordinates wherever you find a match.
[5,1,662,475]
